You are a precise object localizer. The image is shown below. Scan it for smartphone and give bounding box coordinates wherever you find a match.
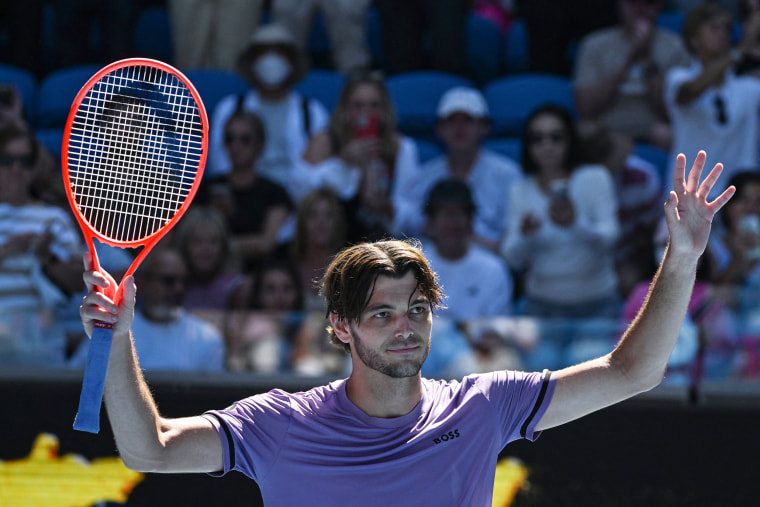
[353,114,379,139]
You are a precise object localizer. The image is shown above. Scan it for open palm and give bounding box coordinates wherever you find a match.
[664,151,735,258]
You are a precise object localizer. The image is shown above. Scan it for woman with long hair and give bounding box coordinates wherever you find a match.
[301,72,421,241]
[501,104,621,320]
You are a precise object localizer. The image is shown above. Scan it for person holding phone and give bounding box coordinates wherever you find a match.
[664,2,760,198]
[501,104,621,322]
[301,72,422,242]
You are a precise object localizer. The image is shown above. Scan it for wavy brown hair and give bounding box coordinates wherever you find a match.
[321,239,445,352]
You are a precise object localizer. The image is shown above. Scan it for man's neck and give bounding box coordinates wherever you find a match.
[345,370,423,419]
[446,148,479,179]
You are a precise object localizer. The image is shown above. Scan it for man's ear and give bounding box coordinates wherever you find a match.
[329,312,352,345]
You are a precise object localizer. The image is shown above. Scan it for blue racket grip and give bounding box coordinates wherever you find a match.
[73,322,113,433]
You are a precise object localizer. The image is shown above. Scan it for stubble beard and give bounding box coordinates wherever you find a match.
[350,326,430,378]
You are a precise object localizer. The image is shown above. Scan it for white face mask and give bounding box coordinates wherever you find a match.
[252,53,292,88]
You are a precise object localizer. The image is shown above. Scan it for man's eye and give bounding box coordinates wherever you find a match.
[410,306,428,315]
[373,311,389,319]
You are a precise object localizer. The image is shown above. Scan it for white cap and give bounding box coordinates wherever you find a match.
[436,87,489,119]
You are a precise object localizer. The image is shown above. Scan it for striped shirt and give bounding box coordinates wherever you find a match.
[0,203,82,311]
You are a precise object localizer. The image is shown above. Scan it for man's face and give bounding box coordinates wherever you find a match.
[427,203,472,259]
[141,251,187,323]
[0,137,36,201]
[346,271,432,378]
[436,113,488,151]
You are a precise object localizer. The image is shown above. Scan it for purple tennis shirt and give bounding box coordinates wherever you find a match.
[204,369,554,506]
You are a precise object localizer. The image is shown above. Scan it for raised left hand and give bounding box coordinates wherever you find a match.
[664,151,735,259]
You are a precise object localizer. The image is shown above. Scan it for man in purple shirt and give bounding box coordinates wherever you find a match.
[79,152,733,505]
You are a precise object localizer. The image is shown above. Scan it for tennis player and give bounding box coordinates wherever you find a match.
[79,151,733,505]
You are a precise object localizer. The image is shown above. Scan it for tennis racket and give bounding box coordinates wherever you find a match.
[63,58,208,433]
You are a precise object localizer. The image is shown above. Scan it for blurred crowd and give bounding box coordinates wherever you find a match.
[1,0,760,386]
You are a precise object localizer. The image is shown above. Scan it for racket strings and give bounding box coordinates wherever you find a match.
[66,64,204,243]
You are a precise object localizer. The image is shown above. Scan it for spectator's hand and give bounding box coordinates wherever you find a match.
[79,252,136,339]
[340,138,379,168]
[549,195,575,226]
[520,214,542,236]
[664,151,735,261]
[628,19,655,63]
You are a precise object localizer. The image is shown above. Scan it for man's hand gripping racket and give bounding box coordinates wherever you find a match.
[63,59,208,433]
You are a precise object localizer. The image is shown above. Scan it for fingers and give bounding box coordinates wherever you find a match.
[685,151,706,193]
[80,289,119,324]
[672,153,687,195]
[708,185,737,215]
[697,161,724,199]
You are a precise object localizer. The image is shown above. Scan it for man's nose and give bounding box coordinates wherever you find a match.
[394,314,414,339]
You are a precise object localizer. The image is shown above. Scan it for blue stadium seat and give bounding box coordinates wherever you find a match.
[35,128,65,160]
[133,6,174,64]
[483,73,576,137]
[386,71,474,140]
[0,64,37,125]
[466,13,502,86]
[182,68,250,116]
[633,142,669,181]
[36,64,102,128]
[295,69,347,112]
[656,11,684,35]
[502,19,529,74]
[482,137,522,164]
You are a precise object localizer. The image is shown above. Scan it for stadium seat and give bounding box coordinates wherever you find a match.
[182,68,250,115]
[482,137,522,164]
[295,69,347,112]
[386,71,474,140]
[483,73,576,137]
[36,64,103,128]
[35,128,65,160]
[656,11,684,35]
[466,13,502,86]
[0,64,37,125]
[633,142,669,181]
[133,6,174,64]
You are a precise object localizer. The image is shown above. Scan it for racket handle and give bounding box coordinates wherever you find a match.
[73,321,113,433]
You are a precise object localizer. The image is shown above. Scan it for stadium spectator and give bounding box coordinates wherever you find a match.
[501,104,621,319]
[70,248,225,372]
[408,87,523,251]
[207,23,329,201]
[168,0,264,71]
[573,0,691,150]
[664,2,760,197]
[271,0,372,73]
[301,72,421,241]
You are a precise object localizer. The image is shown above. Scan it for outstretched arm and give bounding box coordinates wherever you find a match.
[536,151,735,431]
[80,252,222,473]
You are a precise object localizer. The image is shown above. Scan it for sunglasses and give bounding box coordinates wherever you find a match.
[528,130,566,145]
[224,133,254,146]
[0,154,35,168]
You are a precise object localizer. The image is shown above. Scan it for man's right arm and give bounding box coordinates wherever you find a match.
[80,253,223,473]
